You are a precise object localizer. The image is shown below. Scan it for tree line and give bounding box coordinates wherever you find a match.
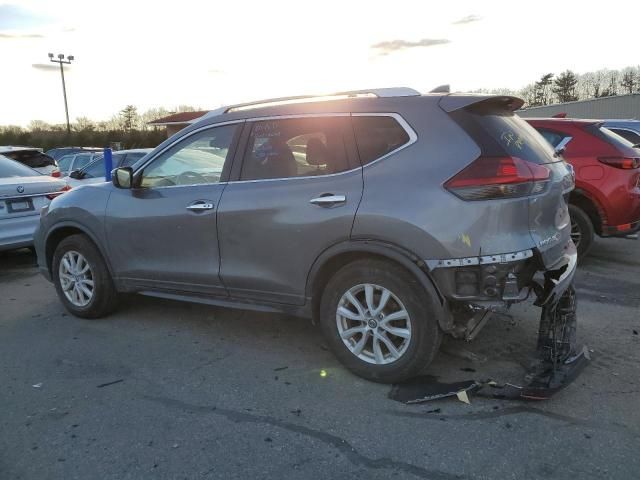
[0,105,201,152]
[475,65,640,107]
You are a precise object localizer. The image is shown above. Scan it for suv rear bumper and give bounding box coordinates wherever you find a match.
[426,240,577,306]
[534,240,577,306]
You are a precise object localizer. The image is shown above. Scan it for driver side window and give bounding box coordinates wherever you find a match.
[141,124,238,188]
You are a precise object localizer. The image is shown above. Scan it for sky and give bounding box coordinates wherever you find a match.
[1,0,639,126]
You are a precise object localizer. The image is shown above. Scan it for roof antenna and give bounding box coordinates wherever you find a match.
[430,84,450,93]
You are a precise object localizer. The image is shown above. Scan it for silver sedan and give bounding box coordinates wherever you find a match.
[0,154,69,251]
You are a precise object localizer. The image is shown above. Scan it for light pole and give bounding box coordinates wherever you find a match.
[48,53,74,133]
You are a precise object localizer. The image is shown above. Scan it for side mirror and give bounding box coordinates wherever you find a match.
[112,167,133,189]
[69,169,82,179]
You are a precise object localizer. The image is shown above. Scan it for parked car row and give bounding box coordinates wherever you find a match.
[0,147,152,252]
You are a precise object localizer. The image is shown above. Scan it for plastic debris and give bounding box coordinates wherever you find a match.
[389,376,479,404]
[456,390,471,404]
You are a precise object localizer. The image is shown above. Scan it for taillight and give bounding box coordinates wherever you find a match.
[50,170,62,178]
[444,156,550,201]
[598,157,640,169]
[46,185,72,200]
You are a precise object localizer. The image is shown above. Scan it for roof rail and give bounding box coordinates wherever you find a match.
[195,88,421,123]
[221,87,421,114]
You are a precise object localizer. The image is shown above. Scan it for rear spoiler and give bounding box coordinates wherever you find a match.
[439,95,524,113]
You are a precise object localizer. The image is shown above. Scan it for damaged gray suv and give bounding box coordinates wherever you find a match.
[34,88,579,384]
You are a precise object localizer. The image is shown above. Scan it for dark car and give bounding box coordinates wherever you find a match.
[0,147,59,176]
[35,88,578,383]
[527,118,640,257]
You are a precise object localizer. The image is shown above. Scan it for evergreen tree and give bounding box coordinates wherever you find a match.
[553,71,579,103]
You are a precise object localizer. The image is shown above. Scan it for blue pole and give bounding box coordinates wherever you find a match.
[103,147,113,181]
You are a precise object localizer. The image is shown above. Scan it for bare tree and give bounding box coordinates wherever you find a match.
[28,120,51,131]
[620,68,638,94]
[74,116,95,132]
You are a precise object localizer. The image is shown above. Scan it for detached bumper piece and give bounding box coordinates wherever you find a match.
[478,286,590,400]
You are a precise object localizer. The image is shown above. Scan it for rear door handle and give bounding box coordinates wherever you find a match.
[309,194,346,207]
[186,201,215,211]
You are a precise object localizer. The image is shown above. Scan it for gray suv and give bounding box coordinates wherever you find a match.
[34,88,578,383]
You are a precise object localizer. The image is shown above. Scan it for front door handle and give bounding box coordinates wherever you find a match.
[186,201,215,211]
[309,194,346,207]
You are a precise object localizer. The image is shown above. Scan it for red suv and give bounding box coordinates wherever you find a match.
[526,118,640,257]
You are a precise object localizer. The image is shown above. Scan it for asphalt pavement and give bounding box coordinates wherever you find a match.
[1,237,639,479]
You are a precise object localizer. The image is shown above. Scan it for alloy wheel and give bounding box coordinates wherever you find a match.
[336,283,412,365]
[58,250,94,307]
[570,219,582,248]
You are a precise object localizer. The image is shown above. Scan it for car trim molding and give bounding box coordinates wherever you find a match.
[426,249,534,270]
[1,191,65,201]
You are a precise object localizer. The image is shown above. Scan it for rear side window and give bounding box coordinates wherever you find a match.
[240,117,349,180]
[587,125,639,156]
[352,116,410,165]
[82,159,106,178]
[57,155,74,171]
[5,151,56,168]
[73,153,95,170]
[607,128,640,145]
[451,104,556,164]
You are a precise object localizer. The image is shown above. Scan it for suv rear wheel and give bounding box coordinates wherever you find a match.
[320,259,442,383]
[52,234,118,318]
[569,204,594,259]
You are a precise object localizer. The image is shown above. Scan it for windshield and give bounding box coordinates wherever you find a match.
[0,154,39,177]
[452,104,557,164]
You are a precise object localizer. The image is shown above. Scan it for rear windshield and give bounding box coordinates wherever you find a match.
[0,154,39,177]
[451,104,557,164]
[588,125,640,155]
[4,150,57,168]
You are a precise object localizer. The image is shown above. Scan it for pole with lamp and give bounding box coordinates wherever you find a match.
[48,53,74,134]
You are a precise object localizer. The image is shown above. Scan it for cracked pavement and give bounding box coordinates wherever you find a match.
[1,237,639,479]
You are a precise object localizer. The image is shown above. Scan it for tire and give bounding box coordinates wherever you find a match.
[569,204,594,260]
[52,234,119,319]
[319,258,443,383]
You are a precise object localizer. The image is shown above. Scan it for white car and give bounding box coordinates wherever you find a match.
[57,152,101,177]
[66,149,153,186]
[0,146,59,176]
[0,154,69,251]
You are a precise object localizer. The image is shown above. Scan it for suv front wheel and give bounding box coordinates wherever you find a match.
[52,234,119,319]
[320,259,442,383]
